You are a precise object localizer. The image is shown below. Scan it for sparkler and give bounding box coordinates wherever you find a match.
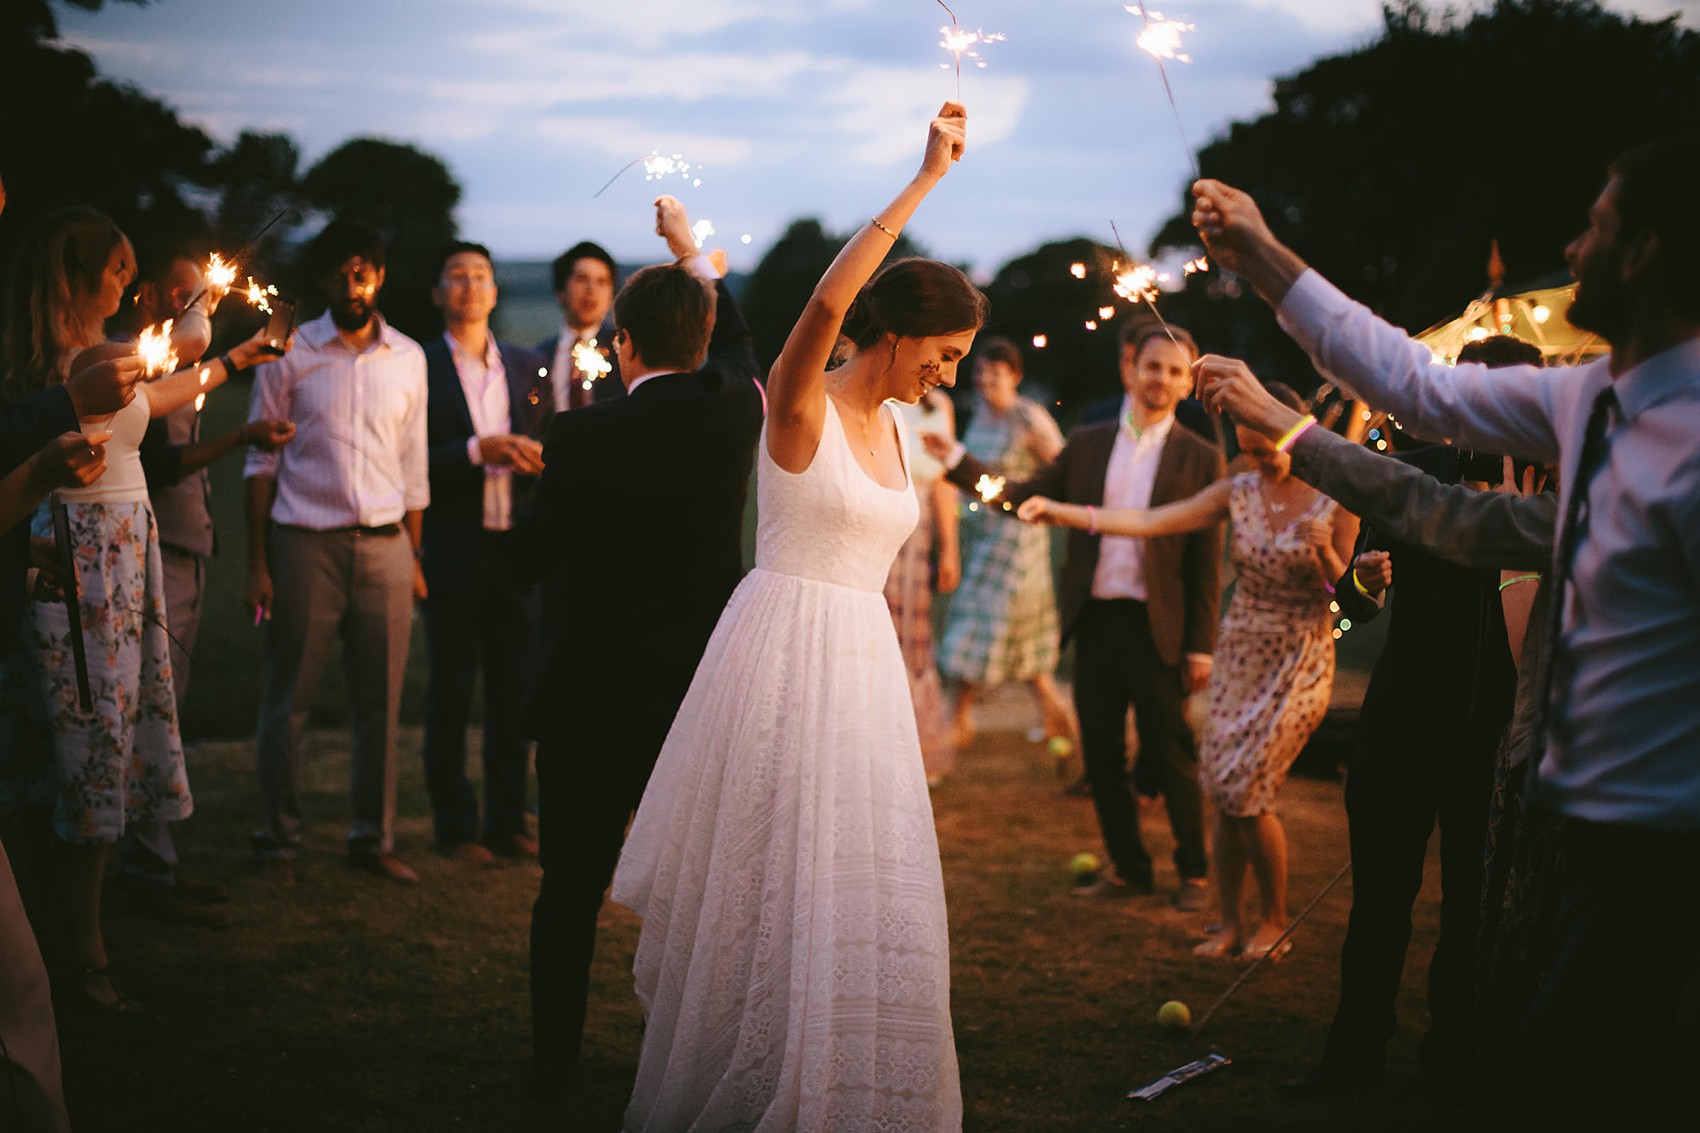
[1108,219,1186,356]
[974,473,1006,503]
[243,278,280,315]
[205,253,237,294]
[1125,3,1200,179]
[691,218,716,249]
[137,320,179,378]
[572,339,612,390]
[935,1,1004,101]
[592,150,702,199]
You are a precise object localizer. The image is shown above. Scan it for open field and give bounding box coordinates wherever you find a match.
[43,686,1449,1132]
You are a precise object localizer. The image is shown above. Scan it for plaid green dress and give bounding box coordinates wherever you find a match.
[938,397,1060,683]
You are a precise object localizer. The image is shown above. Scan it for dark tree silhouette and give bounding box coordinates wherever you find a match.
[742,218,927,372]
[1141,0,1700,388]
[298,138,463,341]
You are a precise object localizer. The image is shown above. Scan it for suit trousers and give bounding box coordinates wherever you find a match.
[252,526,414,860]
[1323,722,1496,1076]
[530,729,659,1076]
[1073,599,1208,885]
[1511,818,1700,1128]
[123,546,203,886]
[421,532,540,846]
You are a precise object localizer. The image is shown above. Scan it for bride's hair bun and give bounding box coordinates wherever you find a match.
[839,258,989,352]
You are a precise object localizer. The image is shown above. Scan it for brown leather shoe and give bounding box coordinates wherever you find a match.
[353,852,419,885]
[439,841,496,867]
[487,833,539,860]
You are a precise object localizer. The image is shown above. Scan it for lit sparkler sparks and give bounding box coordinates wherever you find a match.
[243,278,279,315]
[572,339,612,390]
[973,473,1006,503]
[205,253,237,294]
[137,321,178,378]
[593,151,702,199]
[1131,8,1193,62]
[1182,255,1209,275]
[1113,263,1163,306]
[935,1,1003,100]
[1069,262,1088,279]
[691,218,716,249]
[1124,3,1200,179]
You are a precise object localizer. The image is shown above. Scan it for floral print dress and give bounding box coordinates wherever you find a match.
[28,387,188,843]
[1198,472,1337,818]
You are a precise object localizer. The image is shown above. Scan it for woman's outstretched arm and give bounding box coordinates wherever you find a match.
[765,102,966,472]
[1017,477,1234,537]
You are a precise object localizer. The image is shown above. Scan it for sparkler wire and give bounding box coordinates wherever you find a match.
[1128,2,1201,180]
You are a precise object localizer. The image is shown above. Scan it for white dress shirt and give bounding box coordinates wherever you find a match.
[447,332,514,531]
[244,310,430,528]
[1091,397,1174,601]
[550,324,601,411]
[1279,267,1700,829]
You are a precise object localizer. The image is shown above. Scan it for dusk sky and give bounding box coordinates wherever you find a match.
[58,0,1698,277]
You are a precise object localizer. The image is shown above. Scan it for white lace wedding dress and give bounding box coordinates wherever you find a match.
[612,398,962,1132]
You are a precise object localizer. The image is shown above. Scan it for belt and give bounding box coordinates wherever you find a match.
[280,523,402,538]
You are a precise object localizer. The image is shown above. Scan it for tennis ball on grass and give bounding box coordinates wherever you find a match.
[1068,852,1100,878]
[1158,1000,1192,1030]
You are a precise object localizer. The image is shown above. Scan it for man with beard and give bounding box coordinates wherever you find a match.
[1191,136,1700,1126]
[243,218,430,887]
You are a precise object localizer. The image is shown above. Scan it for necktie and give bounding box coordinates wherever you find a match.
[1525,385,1616,805]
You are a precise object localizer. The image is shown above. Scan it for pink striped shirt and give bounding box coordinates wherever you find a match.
[244,311,429,528]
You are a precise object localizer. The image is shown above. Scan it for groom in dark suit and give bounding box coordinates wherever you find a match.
[512,198,764,1094]
[420,242,554,864]
[933,323,1224,906]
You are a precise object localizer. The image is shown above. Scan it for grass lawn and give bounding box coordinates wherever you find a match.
[47,685,1449,1132]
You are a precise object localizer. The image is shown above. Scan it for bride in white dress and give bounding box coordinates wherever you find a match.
[611,102,983,1132]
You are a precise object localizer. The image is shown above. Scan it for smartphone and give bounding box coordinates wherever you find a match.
[259,298,298,355]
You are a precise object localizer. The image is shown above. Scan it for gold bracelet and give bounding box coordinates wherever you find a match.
[870,216,898,239]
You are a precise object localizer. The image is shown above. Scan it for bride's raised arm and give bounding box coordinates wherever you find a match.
[765,101,967,472]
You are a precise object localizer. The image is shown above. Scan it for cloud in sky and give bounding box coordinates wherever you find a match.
[56,0,1699,272]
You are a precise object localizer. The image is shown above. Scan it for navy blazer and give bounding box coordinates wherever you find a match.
[509,279,762,746]
[536,319,625,408]
[421,337,554,595]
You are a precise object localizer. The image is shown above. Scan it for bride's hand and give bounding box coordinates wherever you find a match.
[920,101,967,180]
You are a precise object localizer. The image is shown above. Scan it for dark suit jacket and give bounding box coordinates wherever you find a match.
[947,418,1226,665]
[1,386,79,647]
[536,319,624,408]
[421,338,554,596]
[1288,424,1556,769]
[509,280,762,745]
[1330,444,1517,730]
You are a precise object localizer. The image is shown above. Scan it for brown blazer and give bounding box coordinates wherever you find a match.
[948,419,1226,666]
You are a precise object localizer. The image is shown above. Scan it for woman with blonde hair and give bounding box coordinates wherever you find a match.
[2,206,278,1011]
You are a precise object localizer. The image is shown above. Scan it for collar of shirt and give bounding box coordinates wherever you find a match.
[1612,334,1700,422]
[298,309,399,355]
[625,369,678,395]
[1120,395,1175,448]
[444,329,502,372]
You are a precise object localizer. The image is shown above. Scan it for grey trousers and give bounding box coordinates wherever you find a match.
[252,526,414,860]
[124,546,203,886]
